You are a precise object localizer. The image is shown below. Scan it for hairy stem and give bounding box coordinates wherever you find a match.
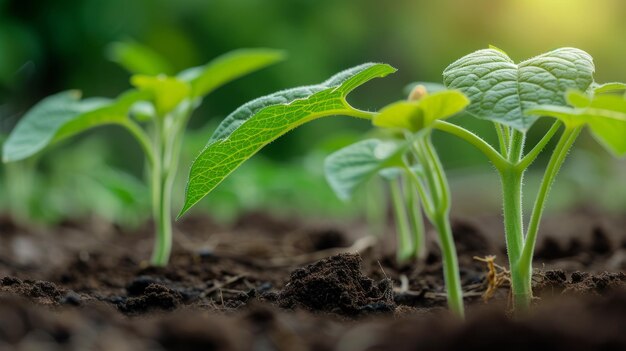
[494,122,509,158]
[499,168,529,310]
[518,126,582,297]
[497,128,530,309]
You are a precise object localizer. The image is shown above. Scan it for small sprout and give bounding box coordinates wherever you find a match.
[326,86,469,317]
[2,43,286,266]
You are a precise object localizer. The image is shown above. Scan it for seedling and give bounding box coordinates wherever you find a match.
[324,87,469,317]
[2,42,285,266]
[439,47,626,310]
[324,138,427,263]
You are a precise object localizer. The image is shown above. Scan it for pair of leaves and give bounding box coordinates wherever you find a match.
[324,89,467,202]
[373,90,469,133]
[528,90,626,156]
[129,48,286,116]
[443,47,595,131]
[109,40,286,100]
[3,48,284,163]
[179,63,396,216]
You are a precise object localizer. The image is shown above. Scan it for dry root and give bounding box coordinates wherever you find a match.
[473,255,510,303]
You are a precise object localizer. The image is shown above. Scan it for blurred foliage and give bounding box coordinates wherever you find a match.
[1,0,625,224]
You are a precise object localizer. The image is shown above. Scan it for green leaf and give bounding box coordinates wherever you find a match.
[443,47,595,131]
[528,93,626,156]
[373,90,469,133]
[325,139,406,201]
[177,48,285,99]
[565,90,592,108]
[3,90,146,162]
[131,75,191,116]
[107,40,174,75]
[593,82,626,95]
[179,63,396,216]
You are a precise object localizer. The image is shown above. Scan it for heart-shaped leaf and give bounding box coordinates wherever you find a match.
[443,47,595,131]
[3,90,147,162]
[373,90,469,133]
[528,91,626,156]
[179,63,396,216]
[325,139,406,201]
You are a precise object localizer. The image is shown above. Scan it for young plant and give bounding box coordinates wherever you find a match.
[324,138,427,263]
[2,43,285,266]
[437,47,626,310]
[324,88,469,317]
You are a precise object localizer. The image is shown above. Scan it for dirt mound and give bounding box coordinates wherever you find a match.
[278,253,395,316]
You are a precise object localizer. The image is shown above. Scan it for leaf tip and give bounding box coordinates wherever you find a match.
[488,45,508,55]
[176,205,190,221]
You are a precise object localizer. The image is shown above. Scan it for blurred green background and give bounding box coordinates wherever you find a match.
[1,0,625,226]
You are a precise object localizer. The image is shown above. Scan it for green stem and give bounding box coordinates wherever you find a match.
[508,129,525,162]
[151,163,174,266]
[411,134,464,317]
[405,174,426,260]
[499,168,529,310]
[518,126,581,296]
[518,121,562,170]
[120,120,156,166]
[150,103,194,266]
[150,115,167,266]
[496,127,528,310]
[346,107,376,120]
[433,120,508,170]
[413,140,442,208]
[433,213,464,318]
[389,177,415,263]
[423,138,450,212]
[403,164,435,218]
[494,122,509,158]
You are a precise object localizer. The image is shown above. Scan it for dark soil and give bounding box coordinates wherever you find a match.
[0,208,625,350]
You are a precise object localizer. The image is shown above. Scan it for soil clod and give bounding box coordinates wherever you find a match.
[278,253,395,316]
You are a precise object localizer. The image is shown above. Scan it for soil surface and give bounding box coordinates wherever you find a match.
[0,208,625,350]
